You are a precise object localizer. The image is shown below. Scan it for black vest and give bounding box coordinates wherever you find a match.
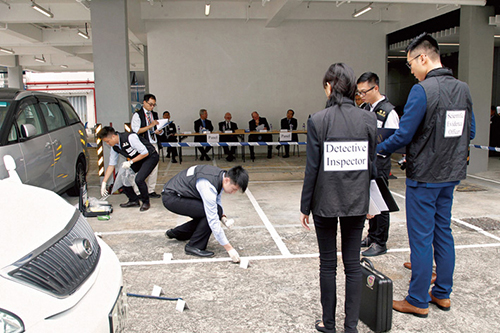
[163,165,225,200]
[112,132,156,171]
[135,108,158,142]
[406,68,472,183]
[372,97,395,173]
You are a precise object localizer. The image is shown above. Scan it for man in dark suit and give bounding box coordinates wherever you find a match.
[194,109,214,161]
[248,111,272,160]
[159,111,178,163]
[218,112,239,162]
[279,109,298,158]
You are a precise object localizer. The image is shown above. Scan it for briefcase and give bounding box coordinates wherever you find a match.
[359,258,393,332]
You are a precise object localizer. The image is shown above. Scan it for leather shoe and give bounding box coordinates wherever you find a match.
[205,156,211,161]
[119,200,140,208]
[429,292,450,311]
[185,244,214,257]
[362,243,387,257]
[149,192,161,198]
[140,202,150,211]
[393,299,429,318]
[165,229,176,239]
[171,158,178,163]
[200,155,205,161]
[361,236,373,247]
[314,320,334,333]
[404,262,412,270]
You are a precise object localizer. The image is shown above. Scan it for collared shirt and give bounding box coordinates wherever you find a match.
[370,95,400,129]
[109,133,148,166]
[131,107,158,144]
[195,178,227,246]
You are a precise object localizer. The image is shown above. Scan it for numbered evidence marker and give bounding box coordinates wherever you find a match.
[176,299,189,312]
[151,285,162,297]
[163,253,173,262]
[239,257,249,269]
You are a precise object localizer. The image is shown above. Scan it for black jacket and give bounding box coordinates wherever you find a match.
[300,97,377,217]
[249,117,272,142]
[159,121,177,143]
[218,121,239,142]
[135,108,159,142]
[280,117,298,141]
[194,118,214,143]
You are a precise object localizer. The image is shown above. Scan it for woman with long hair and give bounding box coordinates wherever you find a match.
[300,63,377,333]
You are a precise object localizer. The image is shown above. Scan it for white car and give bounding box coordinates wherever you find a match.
[0,156,127,333]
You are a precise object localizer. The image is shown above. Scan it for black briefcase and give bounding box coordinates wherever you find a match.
[359,258,393,332]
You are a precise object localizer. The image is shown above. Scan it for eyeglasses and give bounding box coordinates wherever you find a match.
[406,54,421,69]
[356,86,375,97]
[145,101,157,108]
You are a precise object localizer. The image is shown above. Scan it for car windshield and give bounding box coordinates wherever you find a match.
[0,100,11,134]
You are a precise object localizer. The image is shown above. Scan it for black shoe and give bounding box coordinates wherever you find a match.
[250,154,255,161]
[149,192,161,198]
[205,156,211,161]
[362,243,387,257]
[267,154,272,159]
[226,155,234,162]
[361,236,373,247]
[166,153,170,158]
[185,244,214,257]
[119,200,140,208]
[200,155,205,161]
[140,202,150,211]
[171,158,178,163]
[165,229,176,239]
[315,320,334,333]
[282,154,290,158]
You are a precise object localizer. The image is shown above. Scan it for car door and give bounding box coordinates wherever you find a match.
[37,96,78,192]
[0,100,27,182]
[15,97,56,191]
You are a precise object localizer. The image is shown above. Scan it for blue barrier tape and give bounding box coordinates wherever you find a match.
[471,144,500,152]
[161,141,307,147]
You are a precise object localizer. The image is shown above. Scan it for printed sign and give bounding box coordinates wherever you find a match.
[207,133,220,143]
[323,141,368,171]
[280,132,292,141]
[445,110,465,138]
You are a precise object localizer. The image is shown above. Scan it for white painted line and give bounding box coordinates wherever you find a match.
[467,174,500,185]
[245,188,292,256]
[390,191,406,199]
[120,243,500,267]
[250,180,304,184]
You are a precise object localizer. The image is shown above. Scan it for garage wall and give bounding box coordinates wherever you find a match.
[146,19,386,133]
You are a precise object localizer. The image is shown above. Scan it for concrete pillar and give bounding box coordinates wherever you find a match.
[143,45,149,94]
[7,56,24,89]
[458,5,495,174]
[90,0,131,128]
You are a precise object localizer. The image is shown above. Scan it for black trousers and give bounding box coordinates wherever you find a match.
[121,153,159,204]
[314,214,365,333]
[222,135,238,157]
[367,169,390,246]
[162,191,222,250]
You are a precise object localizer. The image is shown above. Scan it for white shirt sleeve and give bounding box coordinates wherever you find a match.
[128,133,149,155]
[109,146,120,166]
[384,110,400,129]
[196,178,228,246]
[131,112,141,133]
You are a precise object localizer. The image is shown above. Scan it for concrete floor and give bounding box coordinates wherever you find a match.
[64,148,500,333]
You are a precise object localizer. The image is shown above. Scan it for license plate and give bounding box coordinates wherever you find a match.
[109,287,128,333]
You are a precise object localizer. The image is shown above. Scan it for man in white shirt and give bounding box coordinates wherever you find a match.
[356,72,400,256]
[131,94,163,198]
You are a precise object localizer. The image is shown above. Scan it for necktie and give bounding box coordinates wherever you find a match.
[227,122,230,130]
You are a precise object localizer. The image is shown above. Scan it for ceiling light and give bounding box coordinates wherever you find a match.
[34,55,46,63]
[494,35,500,38]
[77,22,90,39]
[353,2,373,18]
[205,3,210,16]
[31,1,54,18]
[438,43,459,46]
[0,47,14,54]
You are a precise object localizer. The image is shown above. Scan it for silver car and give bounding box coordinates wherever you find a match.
[0,88,89,195]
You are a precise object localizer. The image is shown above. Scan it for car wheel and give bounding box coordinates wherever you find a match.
[66,159,86,196]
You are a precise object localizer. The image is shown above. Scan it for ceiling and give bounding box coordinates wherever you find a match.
[0,0,496,73]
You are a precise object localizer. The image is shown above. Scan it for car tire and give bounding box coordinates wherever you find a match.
[66,159,86,196]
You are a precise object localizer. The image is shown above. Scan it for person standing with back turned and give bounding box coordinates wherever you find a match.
[300,63,377,333]
[377,33,475,317]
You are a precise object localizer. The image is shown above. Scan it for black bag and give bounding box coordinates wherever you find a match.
[359,258,393,332]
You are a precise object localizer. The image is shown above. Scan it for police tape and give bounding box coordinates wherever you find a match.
[160,141,307,147]
[470,144,500,152]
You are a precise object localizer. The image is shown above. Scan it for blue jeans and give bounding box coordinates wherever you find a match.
[314,215,365,333]
[405,185,455,308]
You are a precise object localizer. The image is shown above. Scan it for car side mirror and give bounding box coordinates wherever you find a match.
[21,123,37,138]
[3,155,21,183]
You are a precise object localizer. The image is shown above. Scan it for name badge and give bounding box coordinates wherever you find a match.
[445,110,465,138]
[224,130,233,134]
[324,141,368,171]
[280,132,292,141]
[207,134,219,143]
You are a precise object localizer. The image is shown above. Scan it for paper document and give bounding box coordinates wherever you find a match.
[256,124,265,131]
[156,119,172,131]
[369,179,389,216]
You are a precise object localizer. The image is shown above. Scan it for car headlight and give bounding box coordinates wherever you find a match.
[0,309,24,333]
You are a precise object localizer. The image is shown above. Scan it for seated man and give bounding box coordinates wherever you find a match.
[159,111,178,163]
[248,111,273,160]
[194,109,213,161]
[99,126,159,212]
[163,165,249,261]
[279,109,298,158]
[218,112,239,162]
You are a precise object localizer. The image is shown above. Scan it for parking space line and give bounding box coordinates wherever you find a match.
[245,188,292,257]
[390,189,500,242]
[467,174,500,185]
[120,242,500,267]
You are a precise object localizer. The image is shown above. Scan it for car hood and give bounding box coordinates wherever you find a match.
[0,180,76,268]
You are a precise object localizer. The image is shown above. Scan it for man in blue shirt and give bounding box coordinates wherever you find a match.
[377,33,476,317]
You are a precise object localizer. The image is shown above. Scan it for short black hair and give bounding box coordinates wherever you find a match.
[97,126,116,139]
[144,93,156,102]
[357,72,379,87]
[226,166,249,193]
[406,32,440,59]
[163,111,170,116]
[287,109,295,116]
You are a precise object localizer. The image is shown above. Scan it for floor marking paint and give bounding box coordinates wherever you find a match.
[245,188,291,256]
[467,174,500,185]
